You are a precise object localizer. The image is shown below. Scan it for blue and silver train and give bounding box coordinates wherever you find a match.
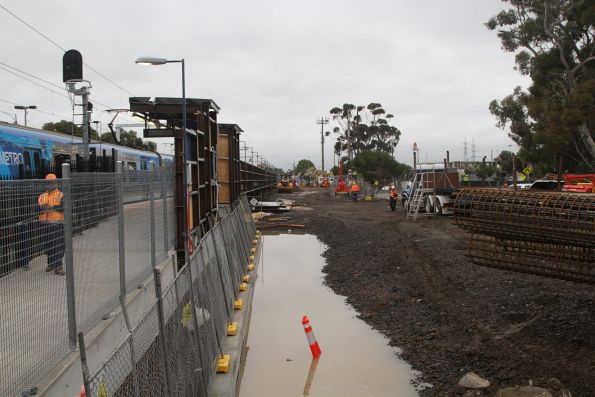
[0,121,171,178]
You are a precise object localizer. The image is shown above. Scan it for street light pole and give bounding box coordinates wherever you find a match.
[136,56,188,268]
[316,116,328,173]
[14,105,37,126]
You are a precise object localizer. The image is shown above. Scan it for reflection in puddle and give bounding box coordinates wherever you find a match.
[303,358,319,396]
[240,234,418,397]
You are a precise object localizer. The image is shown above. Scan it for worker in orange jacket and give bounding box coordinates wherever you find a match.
[350,182,360,201]
[38,173,65,275]
[389,185,398,211]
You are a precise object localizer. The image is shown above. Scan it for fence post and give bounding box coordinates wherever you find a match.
[153,268,173,397]
[78,332,91,397]
[161,164,169,254]
[150,162,156,272]
[62,163,77,349]
[116,161,127,297]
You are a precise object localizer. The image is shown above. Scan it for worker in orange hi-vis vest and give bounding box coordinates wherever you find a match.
[37,173,65,276]
[350,182,361,201]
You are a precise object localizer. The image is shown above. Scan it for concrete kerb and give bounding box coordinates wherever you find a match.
[211,233,263,397]
[37,253,177,397]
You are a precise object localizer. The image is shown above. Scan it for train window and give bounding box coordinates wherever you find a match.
[141,161,147,171]
[90,148,97,172]
[55,154,71,168]
[23,151,31,172]
[127,162,136,170]
[33,151,41,172]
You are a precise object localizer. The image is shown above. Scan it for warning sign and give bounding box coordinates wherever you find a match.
[181,302,193,328]
[97,381,108,397]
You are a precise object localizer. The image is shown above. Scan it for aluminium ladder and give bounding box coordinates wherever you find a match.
[406,173,435,221]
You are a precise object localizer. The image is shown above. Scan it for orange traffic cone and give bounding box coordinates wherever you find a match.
[302,315,321,358]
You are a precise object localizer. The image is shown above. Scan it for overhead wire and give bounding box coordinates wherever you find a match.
[0,5,163,130]
[0,98,71,122]
[0,64,70,99]
[0,4,135,97]
[0,61,140,125]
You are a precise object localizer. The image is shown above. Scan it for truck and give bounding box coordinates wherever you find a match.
[402,163,459,216]
[561,174,594,193]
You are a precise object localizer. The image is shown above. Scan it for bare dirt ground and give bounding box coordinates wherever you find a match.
[265,189,595,397]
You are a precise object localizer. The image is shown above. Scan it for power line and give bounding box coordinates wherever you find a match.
[0,64,70,99]
[0,62,66,91]
[0,62,139,124]
[31,108,72,121]
[0,97,18,106]
[1,99,71,121]
[0,4,135,96]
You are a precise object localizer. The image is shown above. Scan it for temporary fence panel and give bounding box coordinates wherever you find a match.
[0,179,73,397]
[1,165,254,397]
[122,169,155,292]
[71,173,120,334]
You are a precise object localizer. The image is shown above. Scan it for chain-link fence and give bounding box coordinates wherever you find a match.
[0,162,176,397]
[81,196,255,397]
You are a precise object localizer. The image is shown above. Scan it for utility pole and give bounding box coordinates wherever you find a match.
[316,116,329,173]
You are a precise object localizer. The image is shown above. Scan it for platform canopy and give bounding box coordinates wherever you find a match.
[129,97,220,133]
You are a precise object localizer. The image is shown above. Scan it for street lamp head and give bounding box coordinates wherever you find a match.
[135,57,168,65]
[14,105,36,110]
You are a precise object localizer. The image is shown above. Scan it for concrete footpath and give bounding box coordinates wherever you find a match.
[211,232,263,397]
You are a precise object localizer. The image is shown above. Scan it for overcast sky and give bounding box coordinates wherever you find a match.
[1,0,528,170]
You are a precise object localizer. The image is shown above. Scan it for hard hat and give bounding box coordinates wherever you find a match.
[391,185,395,189]
[45,173,57,180]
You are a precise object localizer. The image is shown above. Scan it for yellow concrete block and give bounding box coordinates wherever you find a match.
[247,263,254,271]
[249,255,255,261]
[227,322,238,336]
[239,282,247,291]
[256,230,261,235]
[252,239,258,245]
[242,274,250,283]
[250,247,256,254]
[216,354,231,373]
[234,299,243,310]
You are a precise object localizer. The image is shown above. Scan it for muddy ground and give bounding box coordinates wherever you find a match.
[261,189,595,397]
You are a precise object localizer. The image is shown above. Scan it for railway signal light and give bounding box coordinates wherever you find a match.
[63,49,83,82]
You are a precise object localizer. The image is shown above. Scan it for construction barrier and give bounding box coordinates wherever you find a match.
[79,195,257,397]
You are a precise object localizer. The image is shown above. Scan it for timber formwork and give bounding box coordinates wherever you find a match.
[129,97,220,267]
[240,160,276,198]
[217,124,242,206]
[454,188,595,283]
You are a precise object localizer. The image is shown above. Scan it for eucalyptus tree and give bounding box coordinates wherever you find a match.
[487,0,595,171]
[329,103,401,160]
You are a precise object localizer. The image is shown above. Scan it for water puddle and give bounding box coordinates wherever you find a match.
[240,234,419,397]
